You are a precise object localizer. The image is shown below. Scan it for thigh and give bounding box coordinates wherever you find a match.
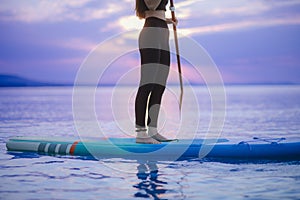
[140,48,161,65]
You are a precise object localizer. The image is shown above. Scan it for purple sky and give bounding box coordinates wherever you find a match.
[0,0,300,84]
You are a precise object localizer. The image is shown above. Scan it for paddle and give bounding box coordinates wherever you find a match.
[170,0,183,112]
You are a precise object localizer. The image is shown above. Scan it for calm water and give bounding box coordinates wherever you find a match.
[0,85,300,199]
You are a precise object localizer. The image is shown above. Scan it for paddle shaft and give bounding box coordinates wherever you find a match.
[170,0,183,111]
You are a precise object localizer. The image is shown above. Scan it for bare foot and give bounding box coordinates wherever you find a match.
[136,131,160,144]
[151,133,168,141]
[148,127,177,142]
[151,133,178,142]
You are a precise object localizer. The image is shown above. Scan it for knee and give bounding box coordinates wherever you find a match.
[153,84,166,95]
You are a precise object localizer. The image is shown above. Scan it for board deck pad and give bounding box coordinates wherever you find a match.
[6,136,300,160]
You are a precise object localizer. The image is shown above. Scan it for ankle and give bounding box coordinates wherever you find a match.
[148,127,158,137]
[136,127,148,139]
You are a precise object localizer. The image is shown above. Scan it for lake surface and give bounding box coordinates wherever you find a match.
[0,85,300,199]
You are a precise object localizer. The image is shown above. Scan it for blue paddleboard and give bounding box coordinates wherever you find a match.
[6,136,300,160]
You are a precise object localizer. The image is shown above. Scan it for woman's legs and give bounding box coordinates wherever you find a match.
[135,48,170,142]
[147,49,170,128]
[147,49,170,141]
[135,21,170,143]
[135,48,162,144]
[135,48,160,127]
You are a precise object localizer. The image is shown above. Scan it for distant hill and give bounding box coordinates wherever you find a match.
[0,74,70,87]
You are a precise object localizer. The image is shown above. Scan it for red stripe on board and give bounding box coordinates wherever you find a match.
[69,141,79,155]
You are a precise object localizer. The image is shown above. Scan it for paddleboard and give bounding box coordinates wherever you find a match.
[6,136,300,160]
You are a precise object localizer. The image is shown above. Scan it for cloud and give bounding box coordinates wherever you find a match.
[0,0,129,23]
[172,0,300,36]
[49,37,99,52]
[180,16,300,36]
[105,0,300,37]
[106,15,144,32]
[175,0,300,19]
[2,0,300,36]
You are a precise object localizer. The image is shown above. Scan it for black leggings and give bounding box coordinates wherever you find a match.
[135,17,170,128]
